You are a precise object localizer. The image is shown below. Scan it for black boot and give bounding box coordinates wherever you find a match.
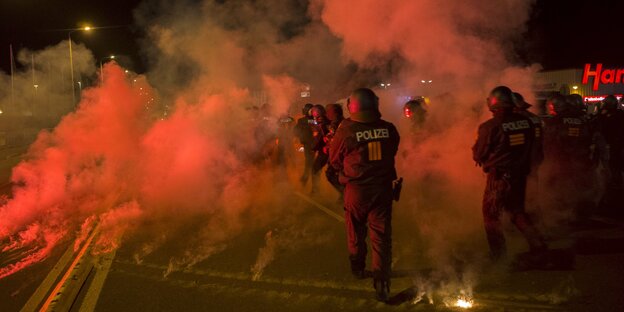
[373,279,390,302]
[350,258,366,280]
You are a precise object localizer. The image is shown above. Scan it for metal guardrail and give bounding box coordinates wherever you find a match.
[21,224,105,312]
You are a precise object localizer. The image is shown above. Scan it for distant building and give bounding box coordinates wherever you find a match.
[534,65,624,113]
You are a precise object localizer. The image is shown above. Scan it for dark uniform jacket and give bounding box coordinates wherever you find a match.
[311,118,330,153]
[329,118,400,185]
[596,110,624,149]
[595,110,624,161]
[542,112,591,163]
[294,116,314,146]
[473,109,535,175]
[518,110,544,167]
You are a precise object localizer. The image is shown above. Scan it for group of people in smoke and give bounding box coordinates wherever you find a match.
[253,85,624,303]
[474,86,624,264]
[294,103,346,195]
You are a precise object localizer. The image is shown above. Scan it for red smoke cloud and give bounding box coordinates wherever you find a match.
[0,64,293,277]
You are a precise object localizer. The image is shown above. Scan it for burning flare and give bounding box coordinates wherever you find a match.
[455,297,474,309]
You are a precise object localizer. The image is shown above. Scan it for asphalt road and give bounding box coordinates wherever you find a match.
[0,149,623,311]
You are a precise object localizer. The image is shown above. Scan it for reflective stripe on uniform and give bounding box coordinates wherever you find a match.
[368,141,382,161]
[509,133,525,146]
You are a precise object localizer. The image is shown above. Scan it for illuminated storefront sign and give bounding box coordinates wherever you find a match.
[582,94,622,102]
[582,63,624,91]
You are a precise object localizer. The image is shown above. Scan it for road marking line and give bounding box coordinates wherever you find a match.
[38,225,99,312]
[114,259,369,292]
[113,260,566,310]
[294,191,344,223]
[20,245,74,312]
[78,249,117,312]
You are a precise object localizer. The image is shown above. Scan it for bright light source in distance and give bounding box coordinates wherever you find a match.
[572,85,578,90]
[83,26,92,31]
[110,55,115,59]
[387,83,391,86]
[380,83,385,87]
[421,80,426,83]
[428,80,432,83]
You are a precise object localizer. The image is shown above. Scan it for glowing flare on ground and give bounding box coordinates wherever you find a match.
[455,297,474,309]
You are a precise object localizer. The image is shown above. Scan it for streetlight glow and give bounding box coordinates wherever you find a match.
[68,25,94,107]
[100,55,116,83]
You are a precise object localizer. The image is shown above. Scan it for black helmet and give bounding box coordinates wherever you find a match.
[546,94,568,116]
[566,94,583,107]
[487,86,515,112]
[302,103,314,116]
[512,92,531,109]
[403,97,426,118]
[602,95,618,111]
[347,88,381,122]
[310,104,326,116]
[325,103,343,121]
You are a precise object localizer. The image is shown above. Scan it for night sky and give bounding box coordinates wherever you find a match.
[1,0,623,74]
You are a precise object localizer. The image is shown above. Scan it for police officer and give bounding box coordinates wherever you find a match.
[294,103,315,184]
[513,92,544,218]
[310,105,330,194]
[403,97,427,133]
[543,94,593,219]
[513,92,544,170]
[329,88,400,301]
[595,95,624,192]
[324,103,345,196]
[473,86,547,261]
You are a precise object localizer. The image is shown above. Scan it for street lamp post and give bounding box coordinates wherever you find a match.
[68,26,91,107]
[100,55,115,83]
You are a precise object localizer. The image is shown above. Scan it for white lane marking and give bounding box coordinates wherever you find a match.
[294,191,344,223]
[78,249,118,312]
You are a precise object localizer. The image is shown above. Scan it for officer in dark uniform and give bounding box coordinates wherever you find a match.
[310,105,330,194]
[329,88,400,302]
[513,93,544,170]
[513,92,544,218]
[594,95,624,210]
[473,86,547,261]
[324,103,345,196]
[542,94,593,218]
[403,97,427,133]
[294,104,315,184]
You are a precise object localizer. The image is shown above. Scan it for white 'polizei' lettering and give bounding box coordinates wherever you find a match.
[501,120,530,132]
[355,128,390,142]
[529,116,543,126]
[563,118,583,125]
